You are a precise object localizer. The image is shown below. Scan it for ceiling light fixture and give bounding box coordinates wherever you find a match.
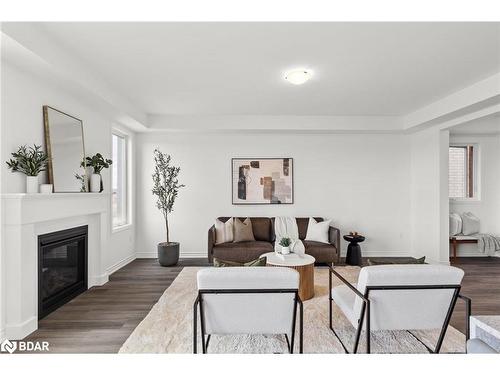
[284,68,312,85]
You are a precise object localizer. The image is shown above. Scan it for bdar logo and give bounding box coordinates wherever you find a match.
[1,339,17,354]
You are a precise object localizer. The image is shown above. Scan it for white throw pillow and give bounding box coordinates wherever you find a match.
[449,213,463,236]
[215,218,234,244]
[461,212,480,235]
[305,217,331,244]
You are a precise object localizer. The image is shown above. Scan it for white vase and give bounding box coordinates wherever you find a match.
[90,173,101,193]
[40,184,53,194]
[26,176,38,193]
[281,246,290,255]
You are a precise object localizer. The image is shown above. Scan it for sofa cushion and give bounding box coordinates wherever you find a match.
[305,217,331,243]
[213,257,267,267]
[233,218,256,243]
[367,257,426,266]
[213,241,273,263]
[303,240,336,263]
[249,217,272,241]
[296,217,324,240]
[218,217,272,241]
[215,217,234,244]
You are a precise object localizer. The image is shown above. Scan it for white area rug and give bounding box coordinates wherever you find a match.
[119,266,465,354]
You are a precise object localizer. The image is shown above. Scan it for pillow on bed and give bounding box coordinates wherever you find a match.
[461,212,480,235]
[449,213,463,236]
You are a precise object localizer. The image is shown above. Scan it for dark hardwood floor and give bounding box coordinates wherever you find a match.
[25,258,208,353]
[450,257,500,332]
[23,257,500,353]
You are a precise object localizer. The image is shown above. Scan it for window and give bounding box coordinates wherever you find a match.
[449,145,476,199]
[112,132,129,228]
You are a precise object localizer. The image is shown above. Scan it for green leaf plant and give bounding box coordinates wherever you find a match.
[6,144,49,176]
[152,149,185,244]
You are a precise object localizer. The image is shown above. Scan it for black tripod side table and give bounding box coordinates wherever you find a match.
[343,234,365,266]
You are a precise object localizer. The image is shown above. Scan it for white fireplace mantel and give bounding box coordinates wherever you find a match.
[1,192,110,339]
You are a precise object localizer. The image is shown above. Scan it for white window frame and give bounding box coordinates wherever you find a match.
[449,143,480,203]
[111,128,132,232]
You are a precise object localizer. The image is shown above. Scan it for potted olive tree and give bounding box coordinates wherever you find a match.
[6,144,49,193]
[152,149,185,266]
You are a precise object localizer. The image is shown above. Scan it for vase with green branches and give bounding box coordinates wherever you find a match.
[6,144,49,193]
[152,149,185,266]
[82,153,112,192]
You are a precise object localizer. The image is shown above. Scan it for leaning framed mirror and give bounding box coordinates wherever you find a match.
[43,106,87,192]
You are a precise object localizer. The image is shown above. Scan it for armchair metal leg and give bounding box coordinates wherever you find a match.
[199,295,207,354]
[329,269,333,330]
[366,300,371,354]
[458,294,472,340]
[434,288,460,354]
[353,301,367,354]
[328,297,350,354]
[290,293,299,354]
[193,297,199,354]
[205,334,211,351]
[285,334,291,353]
[299,298,304,353]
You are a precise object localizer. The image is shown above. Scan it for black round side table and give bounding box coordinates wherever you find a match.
[343,235,365,266]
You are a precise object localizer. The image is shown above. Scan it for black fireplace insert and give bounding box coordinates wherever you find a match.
[38,225,88,319]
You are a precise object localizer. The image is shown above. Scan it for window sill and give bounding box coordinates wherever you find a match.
[449,198,482,204]
[112,223,133,234]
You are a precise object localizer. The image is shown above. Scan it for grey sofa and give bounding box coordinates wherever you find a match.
[208,217,340,264]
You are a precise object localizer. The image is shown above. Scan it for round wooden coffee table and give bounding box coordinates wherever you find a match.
[260,252,315,301]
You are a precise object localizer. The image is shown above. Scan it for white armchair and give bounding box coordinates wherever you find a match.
[194,267,303,353]
[329,264,471,353]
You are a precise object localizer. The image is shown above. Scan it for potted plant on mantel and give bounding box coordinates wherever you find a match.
[6,144,49,193]
[152,149,185,267]
[83,153,112,192]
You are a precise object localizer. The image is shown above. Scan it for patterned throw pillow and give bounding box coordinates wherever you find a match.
[215,218,234,244]
[213,257,267,267]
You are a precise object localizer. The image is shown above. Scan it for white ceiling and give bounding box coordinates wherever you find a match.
[450,112,500,134]
[29,22,500,116]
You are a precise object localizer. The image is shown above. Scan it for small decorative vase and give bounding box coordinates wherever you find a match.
[26,176,38,193]
[40,184,53,194]
[281,246,290,255]
[90,173,101,193]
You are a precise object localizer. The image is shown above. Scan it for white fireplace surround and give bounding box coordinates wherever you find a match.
[1,193,110,339]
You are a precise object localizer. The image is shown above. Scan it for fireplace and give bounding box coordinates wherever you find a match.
[38,225,88,319]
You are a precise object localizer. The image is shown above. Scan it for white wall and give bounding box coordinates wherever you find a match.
[136,132,412,258]
[449,134,500,255]
[1,62,136,274]
[410,128,450,264]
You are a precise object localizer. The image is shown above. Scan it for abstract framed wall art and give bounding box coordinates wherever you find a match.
[232,158,293,205]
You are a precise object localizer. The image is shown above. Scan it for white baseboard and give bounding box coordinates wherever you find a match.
[135,252,207,259]
[5,316,37,340]
[88,273,109,287]
[180,253,208,258]
[340,251,413,258]
[136,251,413,259]
[135,251,158,258]
[453,252,488,257]
[106,254,136,276]
[0,327,5,342]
